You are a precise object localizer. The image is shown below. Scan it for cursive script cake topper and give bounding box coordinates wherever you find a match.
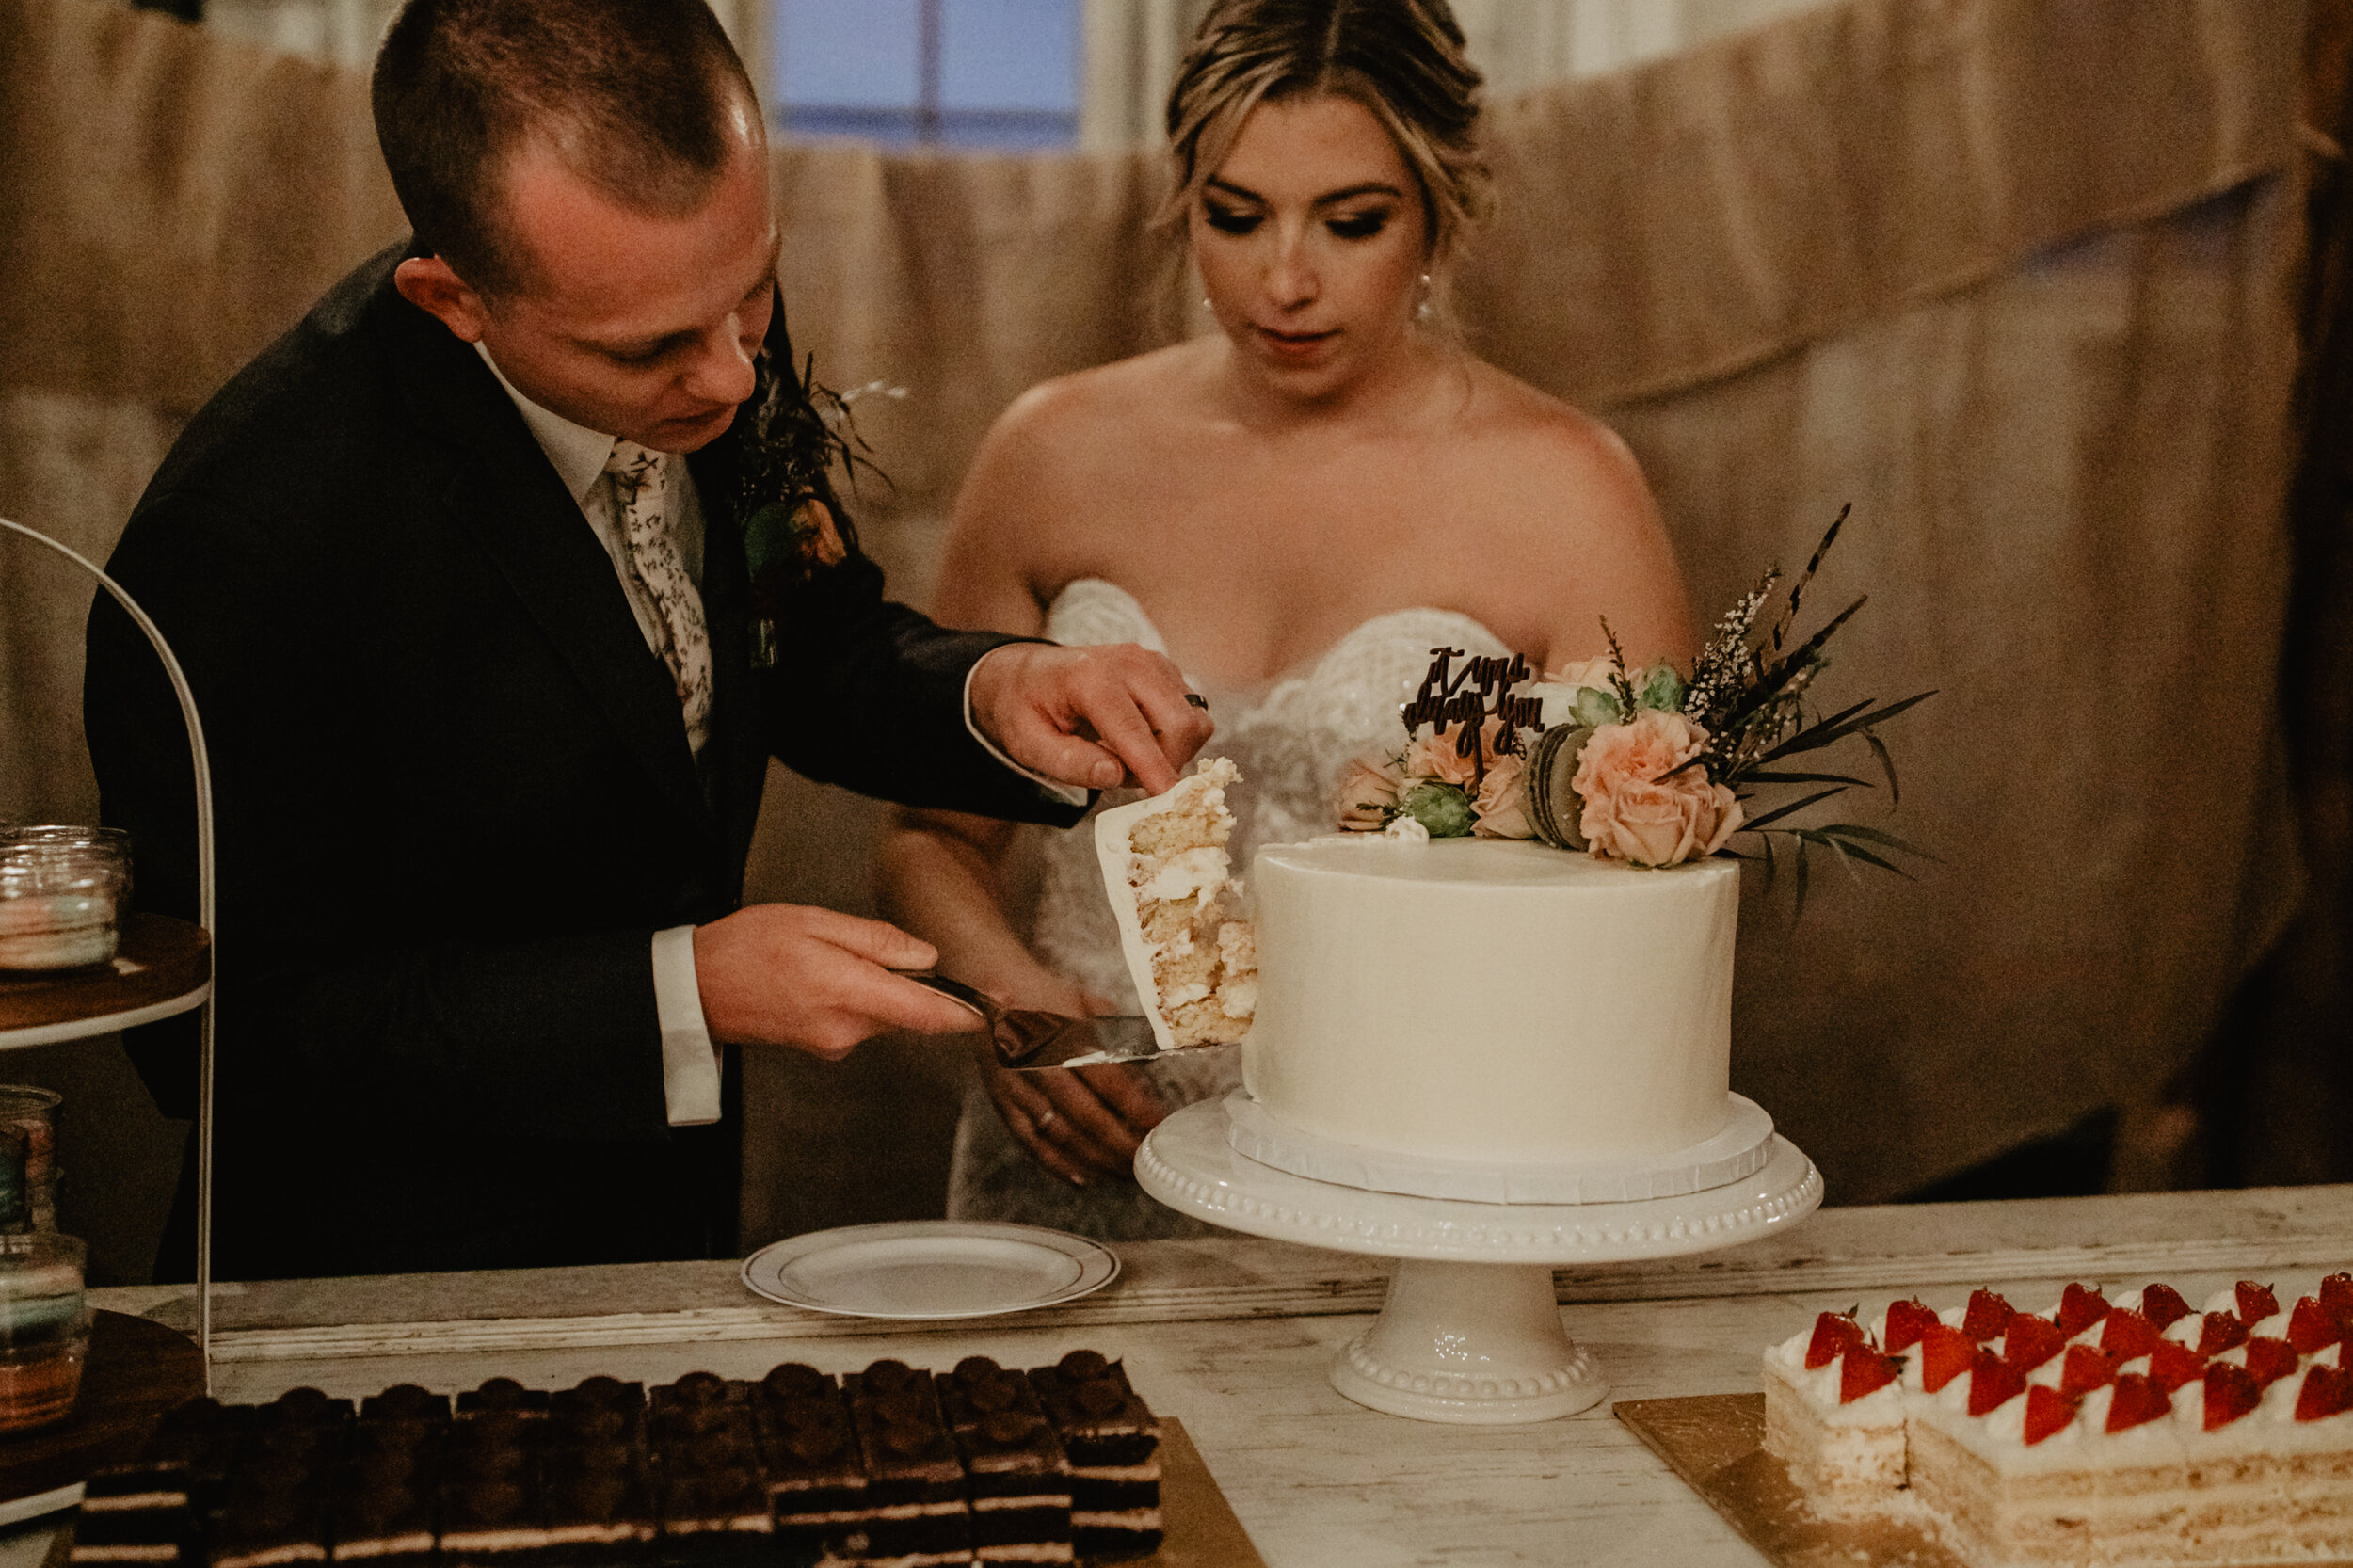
[1400,648,1545,783]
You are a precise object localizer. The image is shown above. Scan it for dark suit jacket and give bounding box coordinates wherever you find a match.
[85,244,1080,1281]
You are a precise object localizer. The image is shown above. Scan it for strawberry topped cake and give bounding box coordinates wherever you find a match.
[1762,1272,2353,1564]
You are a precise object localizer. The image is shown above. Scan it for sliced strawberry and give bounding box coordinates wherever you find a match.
[2140,1283,2193,1331]
[1920,1324,1977,1393]
[2004,1314,2067,1374]
[1841,1350,1903,1403]
[1805,1312,1867,1370]
[2023,1384,2078,1445]
[2288,1297,2345,1354]
[2105,1373,2171,1432]
[2295,1364,2353,1423]
[2101,1309,2162,1362]
[1968,1348,2026,1416]
[1882,1298,1940,1354]
[2236,1281,2281,1325]
[2060,1343,2119,1399]
[2202,1363,2262,1430]
[2245,1336,2300,1387]
[2197,1312,2251,1356]
[2056,1283,2109,1338]
[2148,1340,2206,1395]
[2321,1272,2353,1316]
[1962,1288,2016,1342]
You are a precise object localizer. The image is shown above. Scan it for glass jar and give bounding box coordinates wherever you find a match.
[0,1088,60,1235]
[0,1233,88,1433]
[0,827,130,972]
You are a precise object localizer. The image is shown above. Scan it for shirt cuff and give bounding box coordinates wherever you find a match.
[651,925,721,1127]
[963,647,1091,808]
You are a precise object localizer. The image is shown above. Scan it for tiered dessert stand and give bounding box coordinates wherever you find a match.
[0,518,214,1512]
[1137,1089,1822,1424]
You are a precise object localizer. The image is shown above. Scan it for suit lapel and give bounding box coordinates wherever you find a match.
[378,280,712,832]
[689,422,765,865]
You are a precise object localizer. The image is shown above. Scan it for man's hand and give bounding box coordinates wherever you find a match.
[693,904,982,1057]
[968,643,1212,795]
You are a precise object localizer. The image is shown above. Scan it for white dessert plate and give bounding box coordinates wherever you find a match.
[740,1221,1119,1320]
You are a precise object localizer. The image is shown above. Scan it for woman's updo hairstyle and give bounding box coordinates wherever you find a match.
[1163,0,1491,269]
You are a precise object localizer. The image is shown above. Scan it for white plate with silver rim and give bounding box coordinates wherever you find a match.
[740,1221,1119,1320]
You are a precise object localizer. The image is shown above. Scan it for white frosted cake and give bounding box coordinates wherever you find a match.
[1241,836,1740,1169]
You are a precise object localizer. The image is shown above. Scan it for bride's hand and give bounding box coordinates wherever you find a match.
[976,982,1168,1186]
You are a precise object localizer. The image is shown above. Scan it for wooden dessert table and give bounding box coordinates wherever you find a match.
[43,1184,2353,1566]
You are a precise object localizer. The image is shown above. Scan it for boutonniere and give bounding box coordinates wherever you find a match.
[736,349,897,666]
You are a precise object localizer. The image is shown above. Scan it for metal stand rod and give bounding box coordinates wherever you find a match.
[1,517,216,1390]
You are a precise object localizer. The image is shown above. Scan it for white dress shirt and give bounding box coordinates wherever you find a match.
[475,344,1079,1128]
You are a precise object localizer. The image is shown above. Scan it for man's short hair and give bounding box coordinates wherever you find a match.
[372,0,760,296]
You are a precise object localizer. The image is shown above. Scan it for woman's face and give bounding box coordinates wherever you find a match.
[1192,91,1432,402]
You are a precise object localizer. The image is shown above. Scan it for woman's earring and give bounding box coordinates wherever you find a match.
[1416,273,1434,324]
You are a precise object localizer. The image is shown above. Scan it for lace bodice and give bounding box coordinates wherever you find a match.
[1028,578,1512,1010]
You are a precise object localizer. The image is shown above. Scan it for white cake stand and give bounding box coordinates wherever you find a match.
[1135,1095,1822,1425]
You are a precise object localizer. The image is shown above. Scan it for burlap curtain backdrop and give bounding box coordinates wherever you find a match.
[0,0,2306,1206]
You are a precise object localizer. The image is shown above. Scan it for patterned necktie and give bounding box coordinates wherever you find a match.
[604,440,712,754]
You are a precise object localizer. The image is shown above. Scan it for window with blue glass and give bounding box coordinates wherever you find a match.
[775,0,1080,150]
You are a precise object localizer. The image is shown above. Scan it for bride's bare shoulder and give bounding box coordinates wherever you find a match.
[981,341,1213,464]
[1456,360,1650,512]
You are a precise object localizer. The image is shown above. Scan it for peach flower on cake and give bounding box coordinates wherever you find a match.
[1401,725,1484,788]
[1471,752,1534,839]
[1572,710,1743,867]
[1335,757,1406,830]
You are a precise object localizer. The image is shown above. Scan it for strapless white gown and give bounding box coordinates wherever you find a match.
[946,578,1512,1239]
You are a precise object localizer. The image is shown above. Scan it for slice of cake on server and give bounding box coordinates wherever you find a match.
[1093,759,1257,1049]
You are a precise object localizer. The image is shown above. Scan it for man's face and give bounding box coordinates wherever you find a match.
[453,108,778,454]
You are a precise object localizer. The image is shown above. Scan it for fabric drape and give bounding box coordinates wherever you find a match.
[0,0,2310,1204]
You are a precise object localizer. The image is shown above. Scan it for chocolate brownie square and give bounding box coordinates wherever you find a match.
[844,1362,970,1567]
[938,1360,1071,1567]
[1025,1354,1160,1562]
[74,1464,195,1568]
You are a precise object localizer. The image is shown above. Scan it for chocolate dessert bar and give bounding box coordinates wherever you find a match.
[212,1390,350,1568]
[844,1361,970,1567]
[1026,1353,1160,1563]
[649,1373,775,1566]
[751,1366,864,1562]
[73,1464,195,1567]
[440,1411,545,1566]
[542,1444,654,1567]
[937,1360,1071,1566]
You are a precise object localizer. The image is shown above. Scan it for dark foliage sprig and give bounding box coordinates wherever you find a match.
[1668,506,1937,892]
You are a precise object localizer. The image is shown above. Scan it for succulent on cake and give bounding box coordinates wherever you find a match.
[1333,507,1934,892]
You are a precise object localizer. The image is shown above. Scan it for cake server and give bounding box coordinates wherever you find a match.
[900,972,1214,1069]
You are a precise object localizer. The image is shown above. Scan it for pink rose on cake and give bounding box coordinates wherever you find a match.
[1470,752,1534,839]
[1572,710,1743,867]
[1335,757,1405,830]
[1400,724,1484,788]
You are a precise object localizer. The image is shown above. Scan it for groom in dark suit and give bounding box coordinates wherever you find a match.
[84,0,1208,1282]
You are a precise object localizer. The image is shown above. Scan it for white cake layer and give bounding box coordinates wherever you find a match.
[1242,837,1738,1165]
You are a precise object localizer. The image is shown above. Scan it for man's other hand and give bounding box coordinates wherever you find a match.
[694,904,980,1057]
[968,643,1213,795]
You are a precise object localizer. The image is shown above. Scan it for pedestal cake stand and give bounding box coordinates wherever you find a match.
[1136,1093,1822,1425]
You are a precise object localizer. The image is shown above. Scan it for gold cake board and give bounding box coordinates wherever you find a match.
[1615,1393,2353,1568]
[1147,1417,1266,1567]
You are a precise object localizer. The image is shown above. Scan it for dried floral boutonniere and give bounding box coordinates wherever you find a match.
[735,350,900,667]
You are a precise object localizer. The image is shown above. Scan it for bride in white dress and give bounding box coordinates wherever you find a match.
[877,0,1695,1239]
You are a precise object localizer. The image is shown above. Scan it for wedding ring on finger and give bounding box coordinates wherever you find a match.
[1034,1108,1062,1140]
